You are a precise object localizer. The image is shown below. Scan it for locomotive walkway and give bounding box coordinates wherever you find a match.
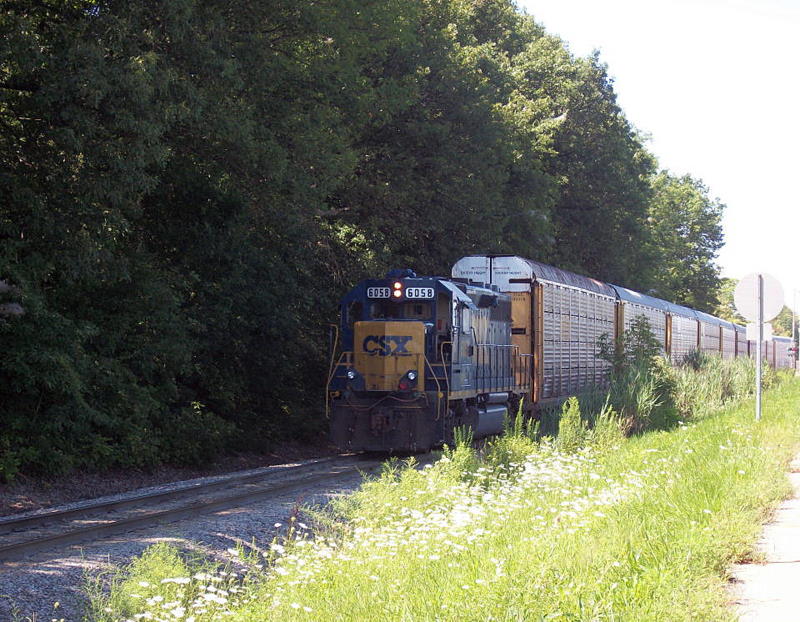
[731,454,800,621]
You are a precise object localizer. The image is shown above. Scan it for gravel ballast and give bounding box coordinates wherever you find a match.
[0,461,366,622]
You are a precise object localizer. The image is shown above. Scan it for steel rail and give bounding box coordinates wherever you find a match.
[0,457,379,562]
[0,456,349,535]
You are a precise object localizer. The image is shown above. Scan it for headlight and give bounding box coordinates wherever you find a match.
[346,369,357,380]
[406,370,417,381]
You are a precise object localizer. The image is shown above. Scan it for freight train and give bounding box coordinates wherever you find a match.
[327,255,794,452]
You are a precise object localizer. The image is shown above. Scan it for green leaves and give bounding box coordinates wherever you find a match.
[647,173,725,311]
[0,0,729,479]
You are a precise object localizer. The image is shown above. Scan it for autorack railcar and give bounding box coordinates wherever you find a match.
[451,255,619,407]
[695,310,726,357]
[772,336,794,369]
[735,324,748,358]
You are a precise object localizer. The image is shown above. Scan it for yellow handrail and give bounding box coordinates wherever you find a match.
[325,324,339,419]
[423,354,445,419]
[325,350,353,419]
[438,340,452,394]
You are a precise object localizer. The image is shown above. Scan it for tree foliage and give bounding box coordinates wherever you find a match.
[771,306,794,337]
[0,0,729,479]
[714,277,746,324]
[548,54,657,287]
[646,173,725,311]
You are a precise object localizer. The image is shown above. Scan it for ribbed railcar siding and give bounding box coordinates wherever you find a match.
[758,339,772,365]
[541,282,614,399]
[721,326,736,359]
[623,303,667,352]
[735,327,748,358]
[774,338,792,369]
[671,315,698,365]
[699,322,721,354]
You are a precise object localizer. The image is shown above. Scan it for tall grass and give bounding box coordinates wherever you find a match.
[89,378,800,622]
[671,353,775,419]
[579,351,772,436]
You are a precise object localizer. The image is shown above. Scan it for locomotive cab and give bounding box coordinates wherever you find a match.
[328,270,531,452]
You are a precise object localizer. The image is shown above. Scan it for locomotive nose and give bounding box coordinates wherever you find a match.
[353,321,425,391]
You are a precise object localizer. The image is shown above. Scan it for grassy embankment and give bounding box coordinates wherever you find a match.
[89,364,800,621]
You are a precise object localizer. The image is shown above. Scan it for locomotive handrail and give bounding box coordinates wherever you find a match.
[423,354,445,420]
[438,340,452,395]
[473,341,518,393]
[325,351,353,419]
[470,342,532,394]
[325,323,341,419]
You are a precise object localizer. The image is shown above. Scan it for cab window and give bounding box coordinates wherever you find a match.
[369,301,431,320]
[369,301,395,319]
[404,302,431,319]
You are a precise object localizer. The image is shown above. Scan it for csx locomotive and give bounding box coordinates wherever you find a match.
[327,255,794,452]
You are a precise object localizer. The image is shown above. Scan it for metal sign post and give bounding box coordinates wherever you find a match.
[756,274,763,421]
[734,272,783,422]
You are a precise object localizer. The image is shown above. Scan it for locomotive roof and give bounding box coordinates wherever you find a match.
[610,285,670,312]
[440,280,478,309]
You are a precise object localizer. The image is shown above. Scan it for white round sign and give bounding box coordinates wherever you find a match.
[734,273,784,322]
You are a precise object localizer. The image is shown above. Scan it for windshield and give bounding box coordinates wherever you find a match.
[369,301,432,320]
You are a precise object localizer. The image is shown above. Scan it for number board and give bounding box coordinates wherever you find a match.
[367,287,391,299]
[406,287,434,299]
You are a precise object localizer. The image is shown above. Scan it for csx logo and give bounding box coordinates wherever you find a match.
[362,335,413,356]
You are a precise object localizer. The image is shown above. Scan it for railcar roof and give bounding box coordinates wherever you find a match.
[513,256,616,297]
[663,301,698,319]
[610,285,670,312]
[774,335,793,343]
[694,309,733,328]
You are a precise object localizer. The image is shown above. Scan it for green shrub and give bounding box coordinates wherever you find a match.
[673,354,762,419]
[598,315,663,375]
[556,396,588,452]
[587,399,624,451]
[608,361,660,433]
[485,406,539,471]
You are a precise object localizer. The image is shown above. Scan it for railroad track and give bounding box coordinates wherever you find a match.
[0,455,382,562]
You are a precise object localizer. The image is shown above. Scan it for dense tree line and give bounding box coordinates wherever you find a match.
[0,0,725,479]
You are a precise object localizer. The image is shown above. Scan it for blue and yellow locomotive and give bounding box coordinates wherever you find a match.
[327,269,531,452]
